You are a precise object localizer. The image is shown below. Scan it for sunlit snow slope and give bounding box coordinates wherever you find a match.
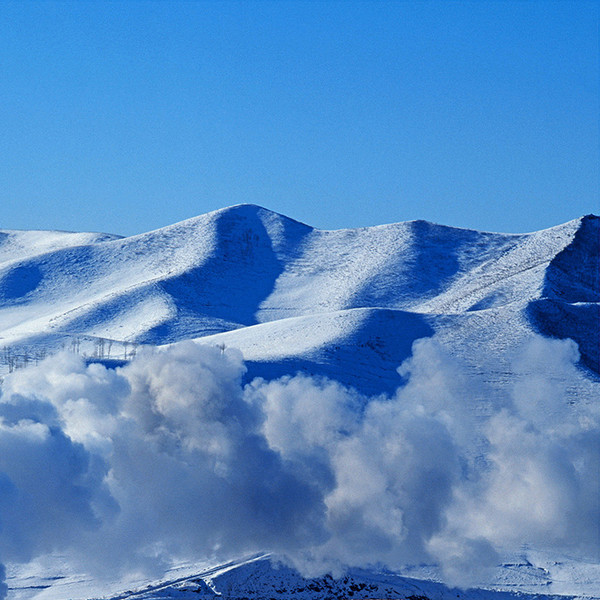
[0,204,597,394]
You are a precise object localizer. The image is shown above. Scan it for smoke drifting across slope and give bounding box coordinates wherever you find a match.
[0,337,597,595]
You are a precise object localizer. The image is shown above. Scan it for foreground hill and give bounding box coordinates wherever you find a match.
[8,552,600,600]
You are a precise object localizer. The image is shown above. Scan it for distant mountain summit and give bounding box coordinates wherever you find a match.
[0,205,597,391]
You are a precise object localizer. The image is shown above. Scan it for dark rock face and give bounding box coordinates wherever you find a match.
[529,215,600,374]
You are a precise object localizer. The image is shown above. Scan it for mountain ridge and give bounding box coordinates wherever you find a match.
[0,206,597,387]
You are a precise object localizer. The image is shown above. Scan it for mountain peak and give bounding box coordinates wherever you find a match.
[210,203,313,229]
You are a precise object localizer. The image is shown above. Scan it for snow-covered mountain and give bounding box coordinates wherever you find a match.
[1,206,598,600]
[0,204,597,391]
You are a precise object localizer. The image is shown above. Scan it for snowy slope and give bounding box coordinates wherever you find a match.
[0,205,597,385]
[8,553,600,600]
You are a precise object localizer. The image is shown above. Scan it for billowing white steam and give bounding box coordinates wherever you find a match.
[0,336,597,593]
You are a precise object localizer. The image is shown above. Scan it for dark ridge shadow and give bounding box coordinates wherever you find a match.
[142,206,312,342]
[0,263,43,304]
[403,220,479,296]
[243,309,435,396]
[540,215,599,303]
[350,220,486,308]
[528,299,599,375]
[85,357,129,369]
[527,215,599,375]
[0,243,100,307]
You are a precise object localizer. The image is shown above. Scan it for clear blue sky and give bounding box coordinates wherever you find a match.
[0,0,598,235]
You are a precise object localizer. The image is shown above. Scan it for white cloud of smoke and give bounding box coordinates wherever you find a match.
[0,336,597,594]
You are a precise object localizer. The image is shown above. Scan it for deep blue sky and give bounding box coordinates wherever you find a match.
[0,1,598,236]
